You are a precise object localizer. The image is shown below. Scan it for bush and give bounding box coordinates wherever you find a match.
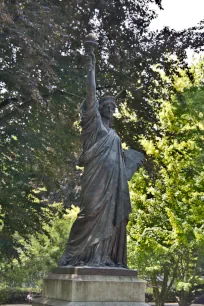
[0,288,41,305]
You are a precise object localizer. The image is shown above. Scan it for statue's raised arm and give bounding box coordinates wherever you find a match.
[84,34,98,111]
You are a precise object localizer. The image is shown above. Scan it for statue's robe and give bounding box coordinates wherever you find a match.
[60,101,131,267]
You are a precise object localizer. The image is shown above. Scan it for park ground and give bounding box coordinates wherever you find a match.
[2,303,204,306]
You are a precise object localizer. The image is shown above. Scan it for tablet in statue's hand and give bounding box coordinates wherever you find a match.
[124,148,144,181]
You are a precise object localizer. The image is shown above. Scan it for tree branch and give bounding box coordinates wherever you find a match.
[0,97,18,111]
[0,100,34,126]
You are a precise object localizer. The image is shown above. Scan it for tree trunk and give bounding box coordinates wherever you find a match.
[152,275,165,306]
[156,300,165,306]
[178,289,191,306]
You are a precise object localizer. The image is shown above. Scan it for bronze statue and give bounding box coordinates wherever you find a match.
[59,34,144,268]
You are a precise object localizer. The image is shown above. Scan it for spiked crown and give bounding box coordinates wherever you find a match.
[99,96,116,108]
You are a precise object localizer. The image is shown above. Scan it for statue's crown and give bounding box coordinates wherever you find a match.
[99,96,116,106]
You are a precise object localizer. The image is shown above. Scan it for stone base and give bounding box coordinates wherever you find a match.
[33,267,149,306]
[33,297,149,306]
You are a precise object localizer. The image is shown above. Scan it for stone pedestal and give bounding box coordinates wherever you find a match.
[33,266,149,306]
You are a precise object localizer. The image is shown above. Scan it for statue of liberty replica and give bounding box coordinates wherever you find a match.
[33,34,147,306]
[59,34,143,268]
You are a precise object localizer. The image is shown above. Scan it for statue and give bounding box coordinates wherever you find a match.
[59,34,144,268]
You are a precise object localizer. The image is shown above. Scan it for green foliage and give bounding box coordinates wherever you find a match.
[0,3,204,302]
[1,0,204,260]
[0,89,80,260]
[128,60,204,306]
[0,288,41,305]
[0,203,79,290]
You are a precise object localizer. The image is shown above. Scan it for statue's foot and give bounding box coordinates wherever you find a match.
[77,261,85,266]
[116,262,128,269]
[103,258,116,267]
[58,255,68,266]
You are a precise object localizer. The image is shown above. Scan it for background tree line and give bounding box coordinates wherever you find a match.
[0,0,204,305]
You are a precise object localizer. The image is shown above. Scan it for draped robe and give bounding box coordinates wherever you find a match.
[59,101,131,267]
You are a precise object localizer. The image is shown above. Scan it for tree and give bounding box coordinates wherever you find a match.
[0,204,79,291]
[1,0,204,260]
[1,0,204,136]
[128,60,204,306]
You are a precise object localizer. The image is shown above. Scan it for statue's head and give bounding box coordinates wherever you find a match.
[99,96,116,120]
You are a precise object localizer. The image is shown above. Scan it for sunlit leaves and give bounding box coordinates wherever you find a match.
[128,60,204,306]
[0,204,77,289]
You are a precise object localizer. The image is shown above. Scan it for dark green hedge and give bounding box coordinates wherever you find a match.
[0,289,41,305]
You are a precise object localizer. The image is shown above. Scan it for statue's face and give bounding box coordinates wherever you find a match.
[100,103,116,120]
